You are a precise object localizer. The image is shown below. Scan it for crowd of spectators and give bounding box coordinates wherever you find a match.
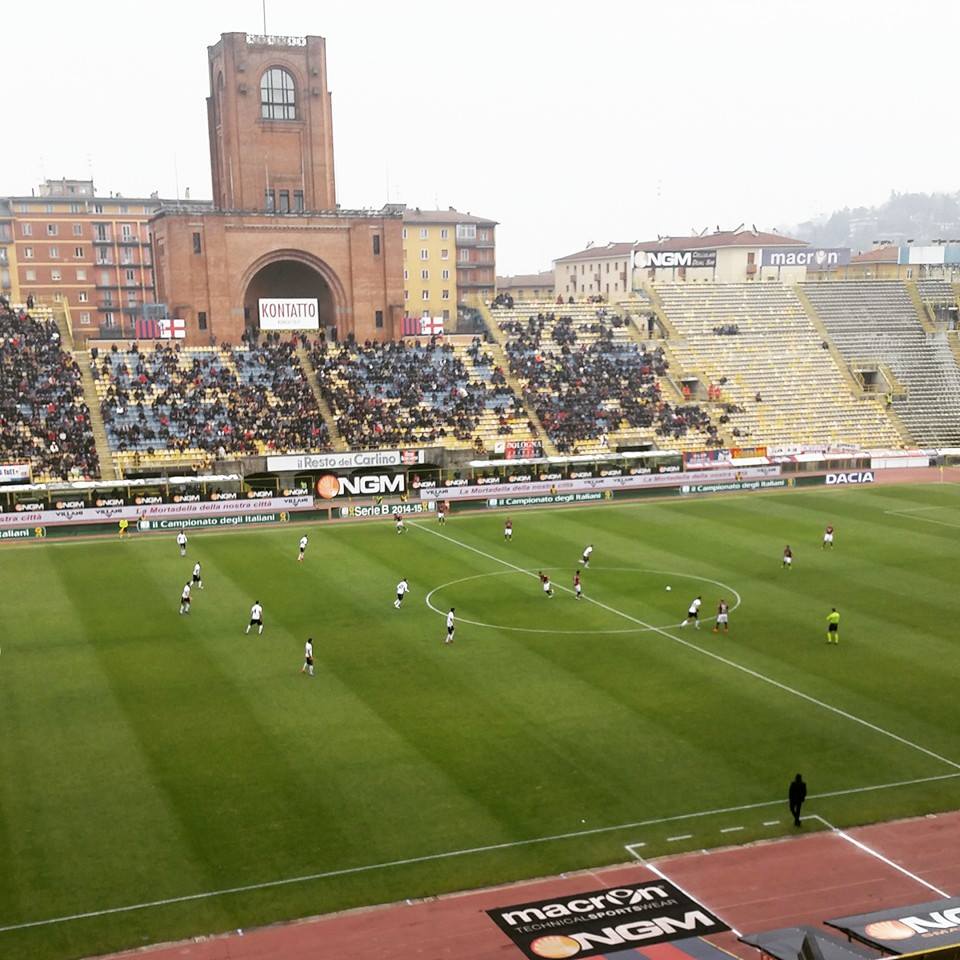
[94,334,330,457]
[501,310,719,452]
[310,335,528,449]
[0,300,99,480]
[713,323,740,336]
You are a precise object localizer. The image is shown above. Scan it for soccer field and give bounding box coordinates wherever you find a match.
[2,482,960,960]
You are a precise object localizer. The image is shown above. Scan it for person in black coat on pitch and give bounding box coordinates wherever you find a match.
[789,774,807,827]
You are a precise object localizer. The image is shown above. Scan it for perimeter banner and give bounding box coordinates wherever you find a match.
[487,880,729,960]
[827,899,960,954]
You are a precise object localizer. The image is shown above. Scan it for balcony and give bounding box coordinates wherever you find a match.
[95,258,114,266]
[97,303,117,312]
[118,237,141,246]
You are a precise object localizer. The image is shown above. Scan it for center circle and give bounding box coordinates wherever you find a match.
[424,567,741,635]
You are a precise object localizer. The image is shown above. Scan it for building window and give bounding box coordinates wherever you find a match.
[94,224,108,242]
[73,224,83,237]
[419,248,429,261]
[402,227,408,240]
[456,223,477,240]
[279,190,290,213]
[441,269,450,280]
[372,234,381,256]
[119,205,128,214]
[96,247,110,264]
[120,224,133,240]
[458,249,470,263]
[421,290,430,300]
[78,290,88,303]
[192,232,202,254]
[51,269,61,281]
[125,268,135,283]
[375,309,384,329]
[70,203,80,214]
[47,223,58,236]
[440,228,448,240]
[419,227,428,239]
[479,229,489,242]
[49,247,59,259]
[264,190,275,212]
[74,246,84,258]
[294,190,304,212]
[403,290,409,301]
[403,269,408,280]
[440,248,449,260]
[25,269,36,281]
[80,312,91,325]
[441,289,450,300]
[53,292,62,302]
[421,269,429,280]
[94,203,104,214]
[22,223,32,237]
[260,67,296,120]
[76,269,87,281]
[442,309,450,321]
[198,310,207,330]
[104,312,115,326]
[24,247,33,259]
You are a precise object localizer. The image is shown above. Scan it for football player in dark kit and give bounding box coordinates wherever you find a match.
[789,773,807,827]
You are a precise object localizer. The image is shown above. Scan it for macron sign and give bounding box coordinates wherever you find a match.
[258,298,320,330]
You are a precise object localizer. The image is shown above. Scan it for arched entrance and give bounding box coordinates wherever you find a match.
[242,251,344,338]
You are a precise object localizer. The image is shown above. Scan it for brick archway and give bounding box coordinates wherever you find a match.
[240,249,349,336]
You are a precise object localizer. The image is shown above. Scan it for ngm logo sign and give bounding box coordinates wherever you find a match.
[316,473,405,499]
[632,249,717,269]
[488,882,728,959]
[832,897,960,953]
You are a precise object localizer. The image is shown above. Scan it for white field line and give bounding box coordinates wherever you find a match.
[884,510,960,530]
[1,773,956,935]
[811,815,950,897]
[667,835,693,842]
[628,848,742,938]
[411,523,960,773]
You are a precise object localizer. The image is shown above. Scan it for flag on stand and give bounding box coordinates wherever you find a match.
[420,316,444,337]
[158,318,187,340]
[134,318,160,339]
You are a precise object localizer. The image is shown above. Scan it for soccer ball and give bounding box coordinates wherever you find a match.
[665,586,672,591]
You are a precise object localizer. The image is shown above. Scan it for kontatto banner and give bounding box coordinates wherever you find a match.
[487,880,729,960]
[0,463,32,483]
[258,298,320,330]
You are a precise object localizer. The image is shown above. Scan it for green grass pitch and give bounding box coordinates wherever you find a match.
[2,482,960,960]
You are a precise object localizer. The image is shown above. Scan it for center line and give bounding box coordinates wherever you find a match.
[411,522,960,772]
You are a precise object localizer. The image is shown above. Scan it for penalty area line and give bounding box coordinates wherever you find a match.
[409,523,960,774]
[1,773,957,934]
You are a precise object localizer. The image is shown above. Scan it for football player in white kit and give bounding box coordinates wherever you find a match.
[245,601,264,635]
[394,578,409,609]
[298,535,308,562]
[301,637,315,676]
[822,525,835,550]
[444,608,456,644]
[681,596,702,629]
[192,561,203,590]
[179,582,191,615]
[581,544,593,567]
[177,529,188,557]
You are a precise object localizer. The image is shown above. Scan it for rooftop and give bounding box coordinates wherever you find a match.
[496,271,555,288]
[556,229,807,263]
[403,207,497,226]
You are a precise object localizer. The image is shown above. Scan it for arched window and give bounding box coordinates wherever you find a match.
[215,71,224,123]
[260,67,296,120]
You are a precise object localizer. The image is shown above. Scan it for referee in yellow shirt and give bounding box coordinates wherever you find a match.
[826,608,840,644]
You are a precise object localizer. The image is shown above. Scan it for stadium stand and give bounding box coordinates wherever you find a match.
[309,336,536,451]
[654,283,903,448]
[491,301,719,453]
[916,278,957,302]
[801,280,960,445]
[93,335,331,472]
[0,302,100,481]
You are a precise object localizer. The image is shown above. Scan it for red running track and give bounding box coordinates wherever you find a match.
[93,811,960,960]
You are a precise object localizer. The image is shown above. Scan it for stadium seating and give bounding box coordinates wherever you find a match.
[491,301,719,453]
[915,279,956,303]
[93,337,331,470]
[309,336,536,450]
[653,283,904,449]
[0,303,100,481]
[801,280,960,445]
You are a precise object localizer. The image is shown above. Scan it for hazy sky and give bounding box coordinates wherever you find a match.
[6,0,959,274]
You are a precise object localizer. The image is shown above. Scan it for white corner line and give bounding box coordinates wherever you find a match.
[409,522,960,774]
[811,814,950,898]
[644,859,742,937]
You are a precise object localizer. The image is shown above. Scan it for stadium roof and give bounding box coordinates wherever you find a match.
[403,207,497,226]
[556,229,807,263]
[851,245,899,263]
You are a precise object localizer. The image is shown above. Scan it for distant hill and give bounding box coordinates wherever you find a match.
[787,190,960,251]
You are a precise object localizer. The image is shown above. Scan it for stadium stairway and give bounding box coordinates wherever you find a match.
[793,284,872,398]
[485,340,559,457]
[295,343,348,451]
[904,280,939,334]
[75,350,118,481]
